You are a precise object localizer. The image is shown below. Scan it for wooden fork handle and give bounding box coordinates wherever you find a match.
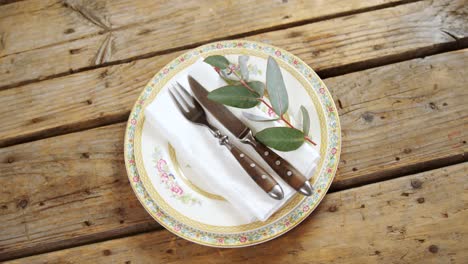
[229,145,280,193]
[215,131,284,200]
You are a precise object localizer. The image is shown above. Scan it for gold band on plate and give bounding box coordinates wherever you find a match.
[168,144,225,201]
[133,48,328,234]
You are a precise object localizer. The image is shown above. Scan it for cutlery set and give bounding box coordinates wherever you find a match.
[169,76,314,200]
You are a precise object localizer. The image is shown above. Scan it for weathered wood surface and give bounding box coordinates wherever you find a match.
[6,163,467,264]
[1,49,466,261]
[248,0,468,77]
[0,0,409,89]
[1,0,467,148]
[0,51,181,148]
[0,1,23,6]
[327,49,468,190]
[0,124,158,261]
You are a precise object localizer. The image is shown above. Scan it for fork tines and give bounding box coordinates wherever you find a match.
[169,82,194,112]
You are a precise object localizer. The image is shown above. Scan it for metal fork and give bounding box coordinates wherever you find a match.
[169,82,284,200]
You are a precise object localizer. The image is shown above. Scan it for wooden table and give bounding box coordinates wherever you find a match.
[1,0,467,263]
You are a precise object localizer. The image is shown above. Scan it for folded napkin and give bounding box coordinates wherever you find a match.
[145,59,320,221]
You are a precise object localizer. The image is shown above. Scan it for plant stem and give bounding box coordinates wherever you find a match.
[304,136,316,145]
[259,99,317,146]
[232,71,317,146]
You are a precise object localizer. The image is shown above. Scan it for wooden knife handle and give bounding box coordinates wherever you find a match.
[242,134,308,191]
[229,145,280,195]
[252,141,307,190]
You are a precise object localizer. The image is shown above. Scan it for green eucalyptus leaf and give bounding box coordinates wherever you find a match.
[207,85,260,108]
[255,127,304,151]
[247,81,265,97]
[242,112,279,122]
[239,55,249,80]
[266,56,289,116]
[204,55,230,69]
[300,105,310,136]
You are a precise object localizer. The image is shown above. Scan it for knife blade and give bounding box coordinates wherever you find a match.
[188,75,313,196]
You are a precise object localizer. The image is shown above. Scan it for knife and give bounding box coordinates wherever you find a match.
[188,76,313,196]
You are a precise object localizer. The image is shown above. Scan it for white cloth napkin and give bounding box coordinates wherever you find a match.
[145,59,320,221]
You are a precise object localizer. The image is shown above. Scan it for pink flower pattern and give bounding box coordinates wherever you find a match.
[161,172,169,183]
[153,149,201,205]
[157,159,167,172]
[171,185,184,195]
[124,42,341,246]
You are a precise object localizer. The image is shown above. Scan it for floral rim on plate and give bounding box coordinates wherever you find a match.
[124,40,341,247]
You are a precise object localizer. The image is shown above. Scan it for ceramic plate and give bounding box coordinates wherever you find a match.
[124,40,341,247]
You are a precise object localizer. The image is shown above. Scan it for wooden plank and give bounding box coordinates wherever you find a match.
[0,0,408,89]
[248,0,468,77]
[0,51,182,147]
[1,0,467,147]
[327,48,468,190]
[6,163,468,264]
[0,123,159,261]
[0,49,466,261]
[0,0,24,6]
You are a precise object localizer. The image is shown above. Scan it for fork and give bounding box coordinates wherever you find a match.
[169,82,284,200]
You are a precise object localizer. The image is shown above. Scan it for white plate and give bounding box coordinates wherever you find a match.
[124,40,341,247]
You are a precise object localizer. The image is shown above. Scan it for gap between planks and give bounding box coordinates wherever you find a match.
[3,159,466,262]
[1,46,467,150]
[5,163,467,263]
[0,0,24,6]
[0,48,466,260]
[2,0,467,148]
[0,0,425,91]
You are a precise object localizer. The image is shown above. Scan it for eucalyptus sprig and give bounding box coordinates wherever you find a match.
[204,55,316,151]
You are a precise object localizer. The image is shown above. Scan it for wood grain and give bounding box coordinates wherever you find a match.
[328,48,468,190]
[229,145,279,194]
[0,50,182,147]
[1,0,466,148]
[248,0,468,77]
[0,124,158,261]
[6,163,467,264]
[0,0,24,6]
[0,0,408,88]
[0,49,466,261]
[251,141,309,190]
